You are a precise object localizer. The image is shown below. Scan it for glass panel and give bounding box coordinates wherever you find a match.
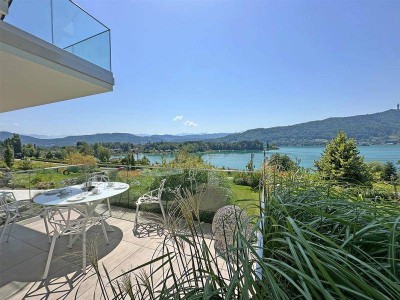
[5,0,52,43]
[3,0,111,71]
[64,31,111,70]
[52,0,107,49]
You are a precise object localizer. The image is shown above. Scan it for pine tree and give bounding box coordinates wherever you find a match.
[314,131,371,184]
[4,144,14,168]
[382,161,398,182]
[11,134,22,158]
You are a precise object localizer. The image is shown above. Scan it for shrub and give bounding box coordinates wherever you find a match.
[267,153,297,171]
[366,161,386,180]
[20,158,33,170]
[67,166,81,173]
[233,171,261,188]
[315,131,371,184]
[0,160,8,168]
[92,172,400,299]
[35,181,56,189]
[30,174,45,185]
[65,153,97,166]
[382,161,398,182]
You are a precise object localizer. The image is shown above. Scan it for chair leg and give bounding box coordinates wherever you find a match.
[6,220,15,242]
[82,230,87,274]
[0,216,10,244]
[29,201,34,215]
[101,220,109,245]
[159,201,167,223]
[134,203,140,232]
[107,198,112,217]
[43,230,59,279]
[42,210,51,244]
[68,234,73,249]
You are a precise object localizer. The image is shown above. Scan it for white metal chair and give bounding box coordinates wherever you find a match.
[0,192,31,243]
[42,205,109,279]
[88,173,113,217]
[134,179,166,231]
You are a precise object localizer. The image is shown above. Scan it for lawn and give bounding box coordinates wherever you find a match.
[229,183,260,215]
[373,181,399,192]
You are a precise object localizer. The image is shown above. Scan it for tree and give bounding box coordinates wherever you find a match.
[10,134,22,158]
[122,153,136,166]
[268,153,297,171]
[4,144,14,168]
[45,151,53,159]
[65,153,97,166]
[97,145,111,162]
[314,131,371,184]
[246,153,255,171]
[381,161,398,182]
[20,158,33,170]
[137,156,150,166]
[77,141,93,156]
[22,143,37,157]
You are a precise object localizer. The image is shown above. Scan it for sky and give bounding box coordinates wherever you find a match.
[1,0,399,136]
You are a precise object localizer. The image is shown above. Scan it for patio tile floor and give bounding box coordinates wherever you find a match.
[0,206,171,299]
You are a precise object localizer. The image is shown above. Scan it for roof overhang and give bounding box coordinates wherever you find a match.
[0,20,114,112]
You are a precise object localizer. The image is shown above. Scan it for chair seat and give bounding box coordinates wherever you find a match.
[1,192,26,243]
[137,195,159,204]
[134,179,167,233]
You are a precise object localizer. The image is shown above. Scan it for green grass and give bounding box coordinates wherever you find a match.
[10,160,59,171]
[230,183,260,215]
[373,181,400,192]
[7,170,86,189]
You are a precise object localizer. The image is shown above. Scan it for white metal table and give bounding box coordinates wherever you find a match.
[33,181,129,232]
[33,181,130,278]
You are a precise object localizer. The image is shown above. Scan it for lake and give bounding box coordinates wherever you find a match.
[117,145,400,170]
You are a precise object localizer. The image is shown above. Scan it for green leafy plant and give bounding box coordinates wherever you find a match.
[89,168,400,299]
[315,131,371,184]
[382,161,399,182]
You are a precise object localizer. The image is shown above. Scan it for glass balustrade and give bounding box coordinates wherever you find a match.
[3,0,111,71]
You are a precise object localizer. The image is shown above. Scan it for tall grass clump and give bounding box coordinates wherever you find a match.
[90,169,400,299]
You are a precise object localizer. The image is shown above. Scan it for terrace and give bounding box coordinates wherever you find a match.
[0,164,240,299]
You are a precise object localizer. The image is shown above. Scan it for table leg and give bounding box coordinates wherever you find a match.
[107,197,112,217]
[86,201,115,232]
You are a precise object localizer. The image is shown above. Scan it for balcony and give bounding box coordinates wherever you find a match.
[0,0,114,112]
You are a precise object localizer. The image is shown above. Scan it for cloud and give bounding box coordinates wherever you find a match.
[13,122,19,126]
[184,120,198,127]
[173,115,183,121]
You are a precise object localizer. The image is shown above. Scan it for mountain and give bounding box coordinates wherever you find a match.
[22,134,67,139]
[0,132,230,147]
[219,109,400,146]
[1,110,399,147]
[151,133,229,142]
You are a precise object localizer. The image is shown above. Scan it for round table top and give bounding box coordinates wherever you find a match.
[33,182,130,206]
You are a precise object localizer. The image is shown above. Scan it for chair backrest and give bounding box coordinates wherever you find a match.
[0,192,16,211]
[157,179,166,200]
[89,173,109,183]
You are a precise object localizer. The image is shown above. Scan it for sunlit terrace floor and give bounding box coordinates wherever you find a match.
[0,205,213,299]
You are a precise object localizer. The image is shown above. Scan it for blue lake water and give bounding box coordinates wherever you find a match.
[129,145,400,170]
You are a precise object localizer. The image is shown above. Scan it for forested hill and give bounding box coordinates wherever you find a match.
[0,132,229,147]
[219,109,400,146]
